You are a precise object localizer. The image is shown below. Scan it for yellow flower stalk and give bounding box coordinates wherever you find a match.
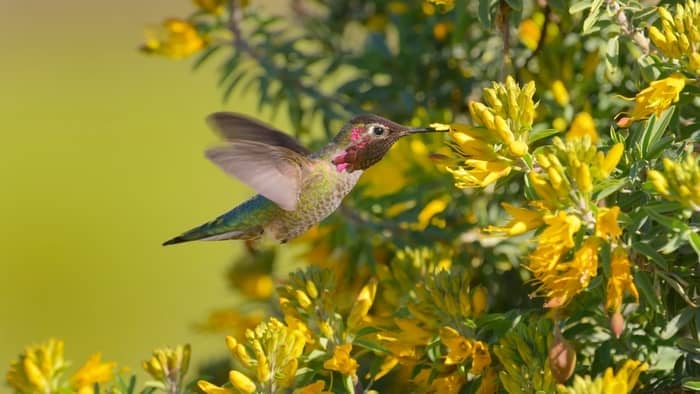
[447,76,536,188]
[6,338,66,394]
[606,248,639,312]
[648,0,700,73]
[557,359,648,393]
[323,343,359,375]
[648,154,700,210]
[142,18,207,59]
[622,73,686,121]
[210,318,306,392]
[142,344,191,391]
[414,198,448,230]
[71,353,116,394]
[566,112,598,143]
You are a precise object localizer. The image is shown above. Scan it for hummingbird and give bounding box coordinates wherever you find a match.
[163,112,445,245]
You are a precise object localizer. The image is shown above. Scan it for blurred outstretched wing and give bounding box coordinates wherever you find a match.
[205,141,311,211]
[206,112,311,155]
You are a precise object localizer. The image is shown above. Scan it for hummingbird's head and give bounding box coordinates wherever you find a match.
[331,114,445,173]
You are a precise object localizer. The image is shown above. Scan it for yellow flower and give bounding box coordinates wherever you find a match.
[623,73,686,121]
[551,80,570,106]
[471,341,491,374]
[648,154,700,210]
[323,343,359,375]
[229,370,256,393]
[595,206,622,240]
[484,202,544,235]
[519,18,542,50]
[293,380,333,394]
[475,368,498,394]
[372,356,399,381]
[198,380,235,394]
[440,326,474,365]
[544,237,599,308]
[430,372,465,394]
[557,359,648,393]
[527,212,592,308]
[6,338,66,393]
[347,278,378,330]
[567,112,598,143]
[142,344,191,391]
[71,353,116,394]
[606,248,639,312]
[472,286,488,316]
[142,18,207,59]
[414,198,448,230]
[447,158,512,188]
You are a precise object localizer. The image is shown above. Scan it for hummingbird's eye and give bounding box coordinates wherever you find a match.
[371,125,386,136]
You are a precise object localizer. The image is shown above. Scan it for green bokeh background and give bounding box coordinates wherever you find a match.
[0,0,268,378]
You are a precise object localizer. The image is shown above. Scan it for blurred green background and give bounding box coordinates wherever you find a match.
[0,0,267,376]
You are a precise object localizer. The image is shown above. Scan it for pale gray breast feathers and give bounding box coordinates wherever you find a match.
[266,161,362,241]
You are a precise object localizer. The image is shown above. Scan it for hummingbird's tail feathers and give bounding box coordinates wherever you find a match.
[162,220,262,246]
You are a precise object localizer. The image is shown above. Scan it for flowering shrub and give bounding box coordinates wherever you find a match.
[7,0,700,392]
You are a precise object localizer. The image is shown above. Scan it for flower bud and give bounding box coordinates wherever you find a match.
[611,311,625,339]
[549,332,576,384]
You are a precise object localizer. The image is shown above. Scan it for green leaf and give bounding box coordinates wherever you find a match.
[683,380,700,391]
[478,0,493,28]
[192,45,222,71]
[528,128,560,144]
[632,241,668,270]
[687,230,700,256]
[354,326,382,337]
[595,178,627,201]
[661,308,695,339]
[569,1,593,13]
[582,0,605,34]
[678,337,700,354]
[644,207,688,232]
[640,107,674,159]
[353,338,389,354]
[634,271,661,310]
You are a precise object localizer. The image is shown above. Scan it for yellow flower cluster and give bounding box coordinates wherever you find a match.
[648,0,700,74]
[199,318,306,394]
[6,339,116,394]
[530,136,623,209]
[142,345,191,392]
[557,359,648,393]
[648,154,700,210]
[446,76,536,187]
[142,18,207,59]
[485,134,637,310]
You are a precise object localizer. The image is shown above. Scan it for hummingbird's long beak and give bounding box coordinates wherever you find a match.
[406,126,449,134]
